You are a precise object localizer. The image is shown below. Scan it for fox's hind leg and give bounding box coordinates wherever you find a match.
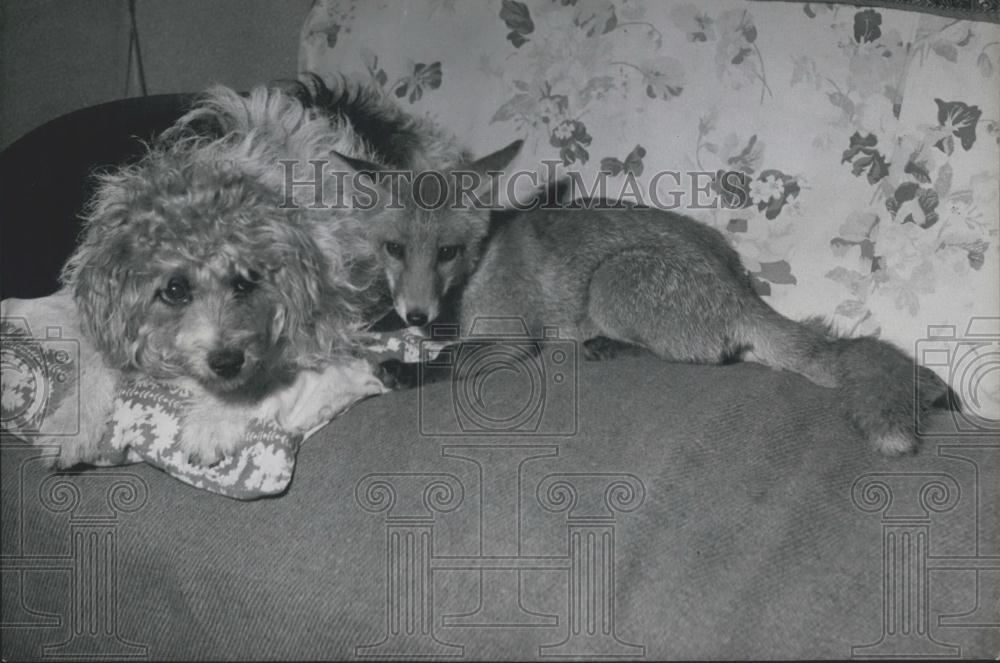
[585,250,744,364]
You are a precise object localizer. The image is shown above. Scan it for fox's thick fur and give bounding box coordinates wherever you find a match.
[355,139,956,456]
[273,72,470,171]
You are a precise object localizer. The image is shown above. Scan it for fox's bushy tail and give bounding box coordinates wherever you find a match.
[820,330,956,454]
[748,313,957,455]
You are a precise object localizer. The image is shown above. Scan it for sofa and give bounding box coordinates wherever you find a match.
[2,1,998,659]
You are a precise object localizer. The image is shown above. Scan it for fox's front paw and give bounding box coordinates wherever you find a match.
[376,359,422,390]
[582,337,648,361]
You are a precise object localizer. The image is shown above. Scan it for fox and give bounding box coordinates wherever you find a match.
[335,138,958,456]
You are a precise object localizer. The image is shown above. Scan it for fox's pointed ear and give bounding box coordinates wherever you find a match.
[468,139,523,178]
[331,150,385,177]
[467,139,524,206]
[330,150,391,204]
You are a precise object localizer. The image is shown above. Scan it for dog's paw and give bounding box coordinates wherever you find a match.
[178,403,245,467]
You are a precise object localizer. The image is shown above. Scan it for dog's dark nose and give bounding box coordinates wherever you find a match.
[406,311,428,327]
[208,349,245,379]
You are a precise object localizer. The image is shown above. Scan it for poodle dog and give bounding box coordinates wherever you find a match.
[58,83,393,466]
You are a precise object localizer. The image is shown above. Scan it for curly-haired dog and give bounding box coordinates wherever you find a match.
[58,84,392,466]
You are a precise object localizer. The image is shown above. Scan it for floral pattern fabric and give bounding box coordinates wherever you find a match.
[301,0,1000,416]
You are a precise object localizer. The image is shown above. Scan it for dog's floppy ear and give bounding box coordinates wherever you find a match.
[68,228,149,370]
[62,173,154,370]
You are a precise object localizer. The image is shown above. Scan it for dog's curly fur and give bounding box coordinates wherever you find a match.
[60,84,393,463]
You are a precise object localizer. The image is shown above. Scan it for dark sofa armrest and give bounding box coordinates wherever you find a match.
[0,94,194,300]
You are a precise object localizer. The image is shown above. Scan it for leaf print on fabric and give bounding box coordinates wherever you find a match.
[802,2,834,19]
[491,93,536,124]
[853,9,882,44]
[393,61,442,103]
[885,182,940,229]
[490,81,570,130]
[305,0,355,50]
[934,163,953,197]
[842,132,890,184]
[726,134,764,175]
[668,4,715,42]
[695,124,769,212]
[728,218,749,233]
[320,23,341,48]
[903,150,934,184]
[360,48,388,87]
[830,211,879,260]
[579,75,616,104]
[933,99,981,153]
[600,145,646,177]
[931,40,958,63]
[500,0,534,48]
[978,51,994,78]
[714,9,773,102]
[571,0,617,37]
[825,264,886,335]
[755,260,797,285]
[610,57,686,101]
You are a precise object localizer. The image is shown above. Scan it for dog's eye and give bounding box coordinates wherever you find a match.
[160,276,191,306]
[232,275,258,296]
[437,245,462,263]
[384,241,405,260]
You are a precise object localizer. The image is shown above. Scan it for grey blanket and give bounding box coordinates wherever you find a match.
[2,357,997,659]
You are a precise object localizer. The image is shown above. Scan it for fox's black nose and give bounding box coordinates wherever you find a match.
[208,349,245,378]
[406,311,428,327]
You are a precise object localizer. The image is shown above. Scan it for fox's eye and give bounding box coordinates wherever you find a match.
[437,245,462,263]
[160,275,191,306]
[385,241,405,259]
[232,274,258,296]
